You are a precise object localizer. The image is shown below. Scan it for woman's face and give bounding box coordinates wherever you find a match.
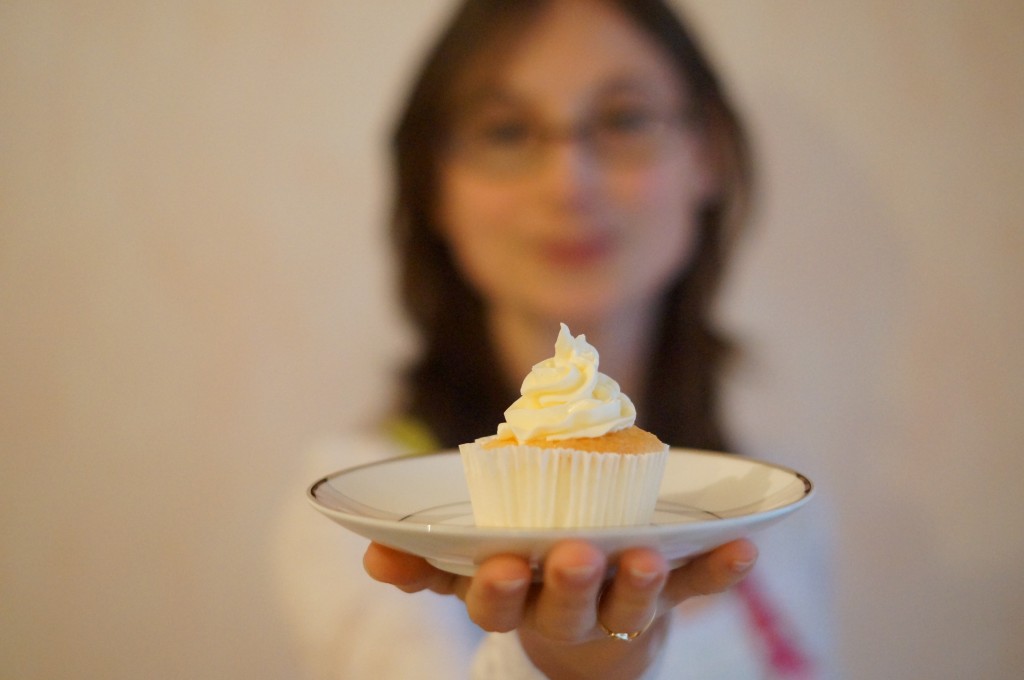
[437,0,715,330]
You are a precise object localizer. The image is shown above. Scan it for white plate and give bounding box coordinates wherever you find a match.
[308,448,813,576]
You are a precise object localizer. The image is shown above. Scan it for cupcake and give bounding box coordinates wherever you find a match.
[460,324,668,528]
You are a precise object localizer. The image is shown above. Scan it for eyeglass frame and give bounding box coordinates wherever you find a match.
[443,103,700,177]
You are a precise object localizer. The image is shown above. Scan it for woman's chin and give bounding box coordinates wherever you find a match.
[527,291,641,329]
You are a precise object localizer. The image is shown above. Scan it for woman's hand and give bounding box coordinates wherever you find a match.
[364,538,757,680]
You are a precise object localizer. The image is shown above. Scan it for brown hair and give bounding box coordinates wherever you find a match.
[389,0,752,451]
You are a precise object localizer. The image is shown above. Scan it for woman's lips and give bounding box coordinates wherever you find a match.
[540,234,616,268]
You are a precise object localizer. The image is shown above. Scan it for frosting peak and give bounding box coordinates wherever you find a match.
[496,323,636,442]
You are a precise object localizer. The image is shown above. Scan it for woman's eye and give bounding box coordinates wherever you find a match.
[479,120,532,146]
[598,108,657,135]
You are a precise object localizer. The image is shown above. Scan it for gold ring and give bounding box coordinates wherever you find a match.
[596,608,657,642]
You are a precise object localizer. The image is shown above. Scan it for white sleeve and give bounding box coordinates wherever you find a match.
[270,435,482,680]
[745,499,841,679]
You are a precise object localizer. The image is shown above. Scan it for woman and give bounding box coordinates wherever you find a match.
[276,1,828,677]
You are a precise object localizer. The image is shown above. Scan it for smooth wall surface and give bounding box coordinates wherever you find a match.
[2,1,1021,678]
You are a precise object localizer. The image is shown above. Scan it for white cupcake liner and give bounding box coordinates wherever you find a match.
[459,441,668,528]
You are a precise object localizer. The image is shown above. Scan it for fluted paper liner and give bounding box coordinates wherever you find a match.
[459,442,668,528]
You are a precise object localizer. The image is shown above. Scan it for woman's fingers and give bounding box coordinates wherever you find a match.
[662,539,758,604]
[463,554,533,632]
[596,547,669,637]
[530,540,607,642]
[363,542,460,595]
[366,538,757,643]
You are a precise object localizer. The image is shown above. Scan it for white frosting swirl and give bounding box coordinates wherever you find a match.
[496,323,636,442]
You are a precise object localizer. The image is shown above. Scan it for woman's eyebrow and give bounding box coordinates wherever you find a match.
[452,85,525,115]
[591,74,666,100]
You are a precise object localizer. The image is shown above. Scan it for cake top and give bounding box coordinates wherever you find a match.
[483,425,663,453]
[494,323,636,443]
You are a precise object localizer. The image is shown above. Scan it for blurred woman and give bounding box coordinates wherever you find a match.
[276,1,830,677]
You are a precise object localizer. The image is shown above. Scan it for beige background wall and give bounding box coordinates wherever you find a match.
[2,1,1021,678]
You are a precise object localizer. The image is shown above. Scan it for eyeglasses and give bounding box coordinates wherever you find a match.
[447,104,693,176]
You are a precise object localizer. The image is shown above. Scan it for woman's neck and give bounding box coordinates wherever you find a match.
[487,305,659,401]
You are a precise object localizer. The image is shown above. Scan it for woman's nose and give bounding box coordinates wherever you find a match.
[535,134,602,208]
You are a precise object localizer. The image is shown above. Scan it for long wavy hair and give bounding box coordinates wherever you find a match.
[388,0,753,451]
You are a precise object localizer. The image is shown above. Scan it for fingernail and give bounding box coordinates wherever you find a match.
[628,567,660,588]
[558,563,599,585]
[493,577,528,594]
[730,558,756,574]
